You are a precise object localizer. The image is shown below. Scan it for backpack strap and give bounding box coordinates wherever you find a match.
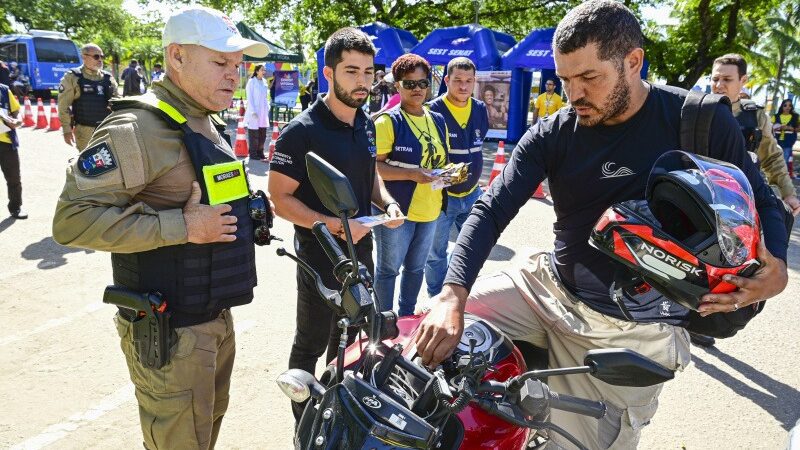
[680,91,731,157]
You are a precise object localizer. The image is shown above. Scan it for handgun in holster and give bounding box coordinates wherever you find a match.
[103,285,174,369]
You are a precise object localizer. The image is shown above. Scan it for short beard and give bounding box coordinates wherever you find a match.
[333,73,368,109]
[575,65,631,127]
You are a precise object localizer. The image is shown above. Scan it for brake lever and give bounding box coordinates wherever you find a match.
[276,248,341,308]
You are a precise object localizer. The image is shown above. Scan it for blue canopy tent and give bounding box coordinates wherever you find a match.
[501,28,556,143]
[316,22,418,92]
[502,27,650,142]
[411,25,515,96]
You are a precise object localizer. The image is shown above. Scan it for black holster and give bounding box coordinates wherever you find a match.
[103,285,174,369]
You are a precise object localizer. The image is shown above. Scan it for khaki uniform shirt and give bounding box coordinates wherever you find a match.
[732,100,795,198]
[57,65,119,134]
[52,76,232,253]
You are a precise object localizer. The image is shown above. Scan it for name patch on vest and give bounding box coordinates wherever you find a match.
[77,142,118,177]
[213,168,241,183]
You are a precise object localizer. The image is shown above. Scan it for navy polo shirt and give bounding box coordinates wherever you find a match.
[271,96,377,249]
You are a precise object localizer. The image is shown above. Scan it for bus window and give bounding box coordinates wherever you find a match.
[0,43,15,62]
[16,43,28,63]
[33,37,78,63]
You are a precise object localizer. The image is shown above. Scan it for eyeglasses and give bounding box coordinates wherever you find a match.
[249,190,281,246]
[400,79,431,90]
[83,54,105,61]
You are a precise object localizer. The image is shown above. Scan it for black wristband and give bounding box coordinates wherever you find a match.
[383,201,400,211]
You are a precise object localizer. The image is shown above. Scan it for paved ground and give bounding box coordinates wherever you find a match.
[1,125,798,449]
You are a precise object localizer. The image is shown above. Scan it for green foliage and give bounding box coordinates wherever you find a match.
[2,0,165,80]
[743,5,800,112]
[645,0,783,88]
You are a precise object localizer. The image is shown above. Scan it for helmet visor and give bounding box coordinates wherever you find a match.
[651,151,758,267]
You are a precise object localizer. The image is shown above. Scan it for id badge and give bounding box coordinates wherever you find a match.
[202,160,249,205]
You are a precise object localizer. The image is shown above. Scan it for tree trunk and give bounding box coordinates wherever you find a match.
[769,47,786,115]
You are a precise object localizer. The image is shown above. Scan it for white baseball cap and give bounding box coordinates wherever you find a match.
[162,6,269,58]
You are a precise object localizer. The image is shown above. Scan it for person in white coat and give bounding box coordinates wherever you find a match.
[246,64,270,160]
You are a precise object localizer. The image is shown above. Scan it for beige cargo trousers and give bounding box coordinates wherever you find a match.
[114,309,236,450]
[464,251,691,449]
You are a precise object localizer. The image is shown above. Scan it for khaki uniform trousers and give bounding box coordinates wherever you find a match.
[464,251,691,450]
[74,124,96,151]
[115,309,236,450]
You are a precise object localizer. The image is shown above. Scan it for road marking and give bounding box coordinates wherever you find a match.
[0,303,107,346]
[10,384,133,450]
[10,319,261,448]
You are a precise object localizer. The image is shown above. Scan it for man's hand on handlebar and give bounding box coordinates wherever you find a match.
[414,284,469,368]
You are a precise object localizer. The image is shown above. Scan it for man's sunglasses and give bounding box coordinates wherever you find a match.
[249,190,281,246]
[400,79,431,90]
[83,54,105,61]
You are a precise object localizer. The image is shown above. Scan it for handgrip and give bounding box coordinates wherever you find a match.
[312,221,348,267]
[549,392,606,419]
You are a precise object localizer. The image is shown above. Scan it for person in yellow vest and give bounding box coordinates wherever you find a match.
[0,82,25,219]
[533,78,563,124]
[773,99,798,178]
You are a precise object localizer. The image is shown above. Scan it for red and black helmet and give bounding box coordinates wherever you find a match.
[589,150,761,311]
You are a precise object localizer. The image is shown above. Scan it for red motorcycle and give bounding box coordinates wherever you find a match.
[276,152,674,450]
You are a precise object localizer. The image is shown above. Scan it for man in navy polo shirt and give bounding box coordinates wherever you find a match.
[268,27,403,421]
[424,57,489,298]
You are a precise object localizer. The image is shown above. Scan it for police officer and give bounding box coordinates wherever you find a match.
[57,43,118,151]
[52,7,269,449]
[712,53,800,216]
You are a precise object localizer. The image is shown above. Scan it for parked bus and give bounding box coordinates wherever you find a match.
[0,30,82,99]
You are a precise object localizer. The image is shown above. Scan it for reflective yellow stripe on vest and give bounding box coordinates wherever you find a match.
[125,93,188,125]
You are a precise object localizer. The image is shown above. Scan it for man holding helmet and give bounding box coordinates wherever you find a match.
[415,1,789,448]
[53,7,270,448]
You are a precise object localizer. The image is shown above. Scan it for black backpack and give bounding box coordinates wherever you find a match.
[678,90,793,337]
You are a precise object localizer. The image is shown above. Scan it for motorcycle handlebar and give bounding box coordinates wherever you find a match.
[548,392,606,419]
[312,221,349,269]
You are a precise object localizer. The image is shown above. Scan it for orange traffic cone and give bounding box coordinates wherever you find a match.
[487,141,506,186]
[234,115,248,157]
[35,98,48,129]
[22,97,35,127]
[267,123,280,162]
[48,99,61,131]
[789,154,795,179]
[238,99,246,120]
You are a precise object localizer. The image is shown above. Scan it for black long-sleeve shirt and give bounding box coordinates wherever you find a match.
[445,84,788,321]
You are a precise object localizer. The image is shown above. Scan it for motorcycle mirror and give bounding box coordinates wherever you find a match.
[584,348,674,387]
[306,152,359,218]
[276,369,326,403]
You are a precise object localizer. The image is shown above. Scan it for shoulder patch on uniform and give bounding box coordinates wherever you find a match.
[77,142,118,177]
[58,84,65,93]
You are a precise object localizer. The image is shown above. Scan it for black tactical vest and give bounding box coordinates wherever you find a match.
[71,68,113,127]
[109,95,257,328]
[733,100,762,153]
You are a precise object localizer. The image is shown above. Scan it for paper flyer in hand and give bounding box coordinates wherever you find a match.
[429,162,470,190]
[0,108,11,134]
[355,213,406,228]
